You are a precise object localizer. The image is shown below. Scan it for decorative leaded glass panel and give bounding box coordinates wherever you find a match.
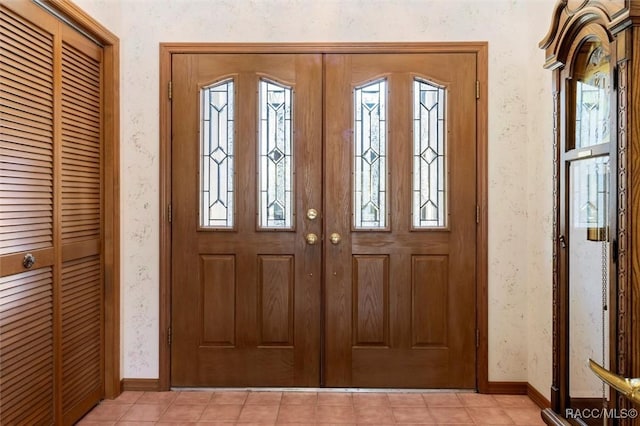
[200,79,234,228]
[574,43,610,149]
[259,79,293,229]
[412,78,446,228]
[354,79,387,229]
[575,80,610,148]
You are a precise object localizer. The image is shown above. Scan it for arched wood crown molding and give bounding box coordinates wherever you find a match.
[539,0,624,70]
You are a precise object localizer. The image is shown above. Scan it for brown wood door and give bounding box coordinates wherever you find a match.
[323,53,477,388]
[1,2,105,424]
[171,53,323,386]
[171,50,477,388]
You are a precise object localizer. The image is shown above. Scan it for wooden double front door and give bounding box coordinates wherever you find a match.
[171,50,477,388]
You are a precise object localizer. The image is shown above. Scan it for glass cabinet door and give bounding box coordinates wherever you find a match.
[568,156,610,401]
[566,37,614,419]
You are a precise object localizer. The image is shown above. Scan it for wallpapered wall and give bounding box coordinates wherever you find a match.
[73,0,555,397]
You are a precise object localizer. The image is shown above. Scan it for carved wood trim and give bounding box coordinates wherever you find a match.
[551,85,561,412]
[617,56,629,388]
[540,2,622,70]
[624,25,640,426]
[540,0,569,51]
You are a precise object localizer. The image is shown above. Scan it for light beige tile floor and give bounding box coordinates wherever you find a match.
[77,390,546,425]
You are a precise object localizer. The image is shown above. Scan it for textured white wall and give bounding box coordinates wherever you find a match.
[523,1,554,396]
[73,0,556,397]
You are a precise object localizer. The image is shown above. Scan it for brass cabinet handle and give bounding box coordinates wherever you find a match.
[329,233,341,245]
[589,359,640,404]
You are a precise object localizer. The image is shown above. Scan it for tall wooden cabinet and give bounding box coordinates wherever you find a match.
[0,1,120,424]
[540,1,639,424]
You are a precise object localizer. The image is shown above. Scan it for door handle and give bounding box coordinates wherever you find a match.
[306,208,319,220]
[329,233,341,245]
[305,233,319,245]
[589,359,640,404]
[23,253,36,269]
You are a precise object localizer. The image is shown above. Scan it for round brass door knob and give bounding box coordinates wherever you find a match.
[305,233,319,245]
[306,208,319,220]
[329,233,341,245]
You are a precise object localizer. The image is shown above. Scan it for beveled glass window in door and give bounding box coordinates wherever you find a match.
[413,78,446,228]
[259,79,293,229]
[200,78,234,228]
[354,78,387,230]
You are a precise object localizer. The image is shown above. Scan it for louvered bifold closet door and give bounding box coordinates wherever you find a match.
[59,26,103,425]
[0,4,57,425]
[1,2,105,424]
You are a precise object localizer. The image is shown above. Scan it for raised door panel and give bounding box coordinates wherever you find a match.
[258,255,294,346]
[201,255,235,346]
[352,255,389,346]
[411,255,448,347]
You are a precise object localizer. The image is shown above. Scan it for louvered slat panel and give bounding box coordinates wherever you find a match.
[0,79,52,113]
[0,152,52,169]
[62,67,99,92]
[59,133,100,154]
[0,42,53,86]
[0,126,53,146]
[61,256,101,413]
[62,158,100,172]
[1,105,54,132]
[0,8,54,61]
[62,96,99,119]
[0,268,54,425]
[61,111,99,135]
[61,40,101,244]
[62,60,99,87]
[62,109,99,133]
[0,71,50,104]
[0,140,55,160]
[0,274,51,310]
[0,5,53,257]
[61,82,99,108]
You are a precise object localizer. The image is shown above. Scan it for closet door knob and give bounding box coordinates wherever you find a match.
[23,253,36,269]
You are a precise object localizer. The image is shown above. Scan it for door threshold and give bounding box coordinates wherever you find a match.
[171,387,476,393]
